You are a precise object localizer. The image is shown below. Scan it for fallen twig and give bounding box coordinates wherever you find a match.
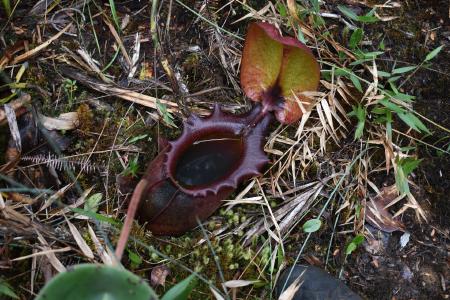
[0,93,31,124]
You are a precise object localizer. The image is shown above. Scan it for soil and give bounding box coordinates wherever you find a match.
[340,1,450,299]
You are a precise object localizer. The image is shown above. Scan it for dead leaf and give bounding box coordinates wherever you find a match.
[278,275,302,300]
[4,104,22,152]
[151,265,170,287]
[66,218,94,259]
[366,185,405,233]
[40,112,79,130]
[223,280,256,288]
[87,224,112,265]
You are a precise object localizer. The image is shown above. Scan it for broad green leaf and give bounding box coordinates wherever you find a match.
[345,242,357,255]
[392,92,415,102]
[338,6,378,23]
[398,112,430,133]
[386,110,393,141]
[349,73,363,92]
[337,5,358,21]
[387,75,401,83]
[379,99,405,114]
[351,234,365,246]
[35,264,157,300]
[346,235,365,255]
[395,164,410,195]
[334,67,351,76]
[398,113,419,131]
[276,2,287,17]
[424,45,443,62]
[349,58,372,66]
[84,193,102,213]
[128,250,143,268]
[303,218,322,233]
[70,207,121,226]
[377,71,391,78]
[359,51,384,58]
[241,23,283,102]
[277,44,321,123]
[349,28,363,49]
[310,0,320,13]
[0,280,19,299]
[357,15,378,23]
[355,120,365,140]
[392,66,416,74]
[161,274,197,300]
[349,105,366,139]
[400,158,422,176]
[241,22,320,124]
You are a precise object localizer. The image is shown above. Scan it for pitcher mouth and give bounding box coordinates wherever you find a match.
[164,104,271,198]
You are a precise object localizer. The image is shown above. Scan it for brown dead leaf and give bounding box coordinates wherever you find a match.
[151,265,170,287]
[40,112,79,130]
[366,185,405,233]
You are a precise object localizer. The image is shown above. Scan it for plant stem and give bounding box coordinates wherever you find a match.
[115,178,148,261]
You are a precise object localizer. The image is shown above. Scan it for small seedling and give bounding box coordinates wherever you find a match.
[123,156,139,177]
[63,79,77,108]
[345,234,365,255]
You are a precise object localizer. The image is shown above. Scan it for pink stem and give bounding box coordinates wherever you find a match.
[115,178,149,261]
[241,105,270,135]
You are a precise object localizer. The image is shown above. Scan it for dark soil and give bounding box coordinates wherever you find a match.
[342,1,450,299]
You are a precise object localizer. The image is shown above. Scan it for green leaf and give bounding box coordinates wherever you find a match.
[108,0,120,31]
[349,28,363,49]
[360,51,384,59]
[128,250,143,268]
[351,234,365,246]
[277,244,284,269]
[424,45,443,62]
[70,207,121,226]
[349,73,363,92]
[276,2,287,17]
[156,100,177,127]
[345,242,357,255]
[338,6,379,23]
[303,218,322,233]
[392,66,416,74]
[337,5,358,21]
[0,280,19,299]
[35,264,157,300]
[377,71,391,78]
[400,158,422,176]
[84,193,102,213]
[334,67,351,76]
[398,112,430,133]
[349,58,372,66]
[395,164,410,195]
[349,105,366,140]
[398,112,419,131]
[310,0,320,13]
[1,0,12,17]
[379,99,405,114]
[161,274,197,300]
[346,234,365,254]
[392,92,415,102]
[357,15,378,23]
[128,134,149,144]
